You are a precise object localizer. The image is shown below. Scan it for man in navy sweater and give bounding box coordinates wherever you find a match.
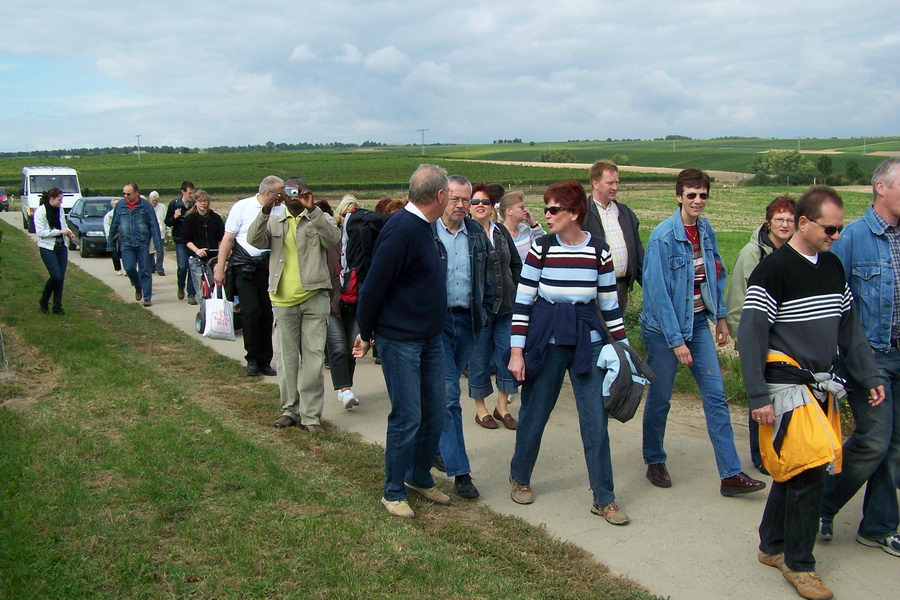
[354,164,453,519]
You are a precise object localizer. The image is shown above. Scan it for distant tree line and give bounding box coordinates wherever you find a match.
[493,138,523,144]
[0,140,387,158]
[748,150,867,186]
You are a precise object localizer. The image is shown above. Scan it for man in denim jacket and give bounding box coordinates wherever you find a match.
[821,157,900,557]
[640,168,764,496]
[107,182,163,307]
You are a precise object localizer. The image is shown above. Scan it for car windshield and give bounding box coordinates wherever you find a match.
[83,201,111,217]
[30,175,79,194]
[0,188,6,195]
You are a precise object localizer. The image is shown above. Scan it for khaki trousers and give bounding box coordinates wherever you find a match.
[273,291,329,425]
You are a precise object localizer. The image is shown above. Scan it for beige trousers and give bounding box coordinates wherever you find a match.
[273,291,329,425]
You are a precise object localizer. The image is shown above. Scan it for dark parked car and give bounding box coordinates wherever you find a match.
[0,187,8,212]
[66,196,117,257]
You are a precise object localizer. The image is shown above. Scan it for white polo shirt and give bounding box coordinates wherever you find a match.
[224,194,285,257]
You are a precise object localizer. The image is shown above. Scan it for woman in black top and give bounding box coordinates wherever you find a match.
[183,190,225,310]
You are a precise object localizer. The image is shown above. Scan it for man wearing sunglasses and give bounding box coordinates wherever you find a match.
[248,178,341,433]
[738,186,884,599]
[582,160,643,310]
[820,158,900,559]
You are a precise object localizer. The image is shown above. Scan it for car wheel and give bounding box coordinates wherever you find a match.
[79,238,90,258]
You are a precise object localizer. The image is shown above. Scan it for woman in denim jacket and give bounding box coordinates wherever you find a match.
[640,168,765,497]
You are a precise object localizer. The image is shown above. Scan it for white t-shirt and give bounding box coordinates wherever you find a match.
[224,195,285,257]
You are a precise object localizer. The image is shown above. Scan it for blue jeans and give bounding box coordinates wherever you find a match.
[377,334,446,501]
[510,342,615,506]
[39,244,67,311]
[188,256,207,313]
[438,310,478,477]
[468,312,519,399]
[642,313,742,479]
[175,242,196,296]
[120,244,153,301]
[822,348,900,538]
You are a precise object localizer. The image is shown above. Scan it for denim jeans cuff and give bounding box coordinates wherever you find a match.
[468,383,494,399]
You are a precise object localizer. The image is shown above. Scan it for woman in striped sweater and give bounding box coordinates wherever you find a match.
[507,180,630,525]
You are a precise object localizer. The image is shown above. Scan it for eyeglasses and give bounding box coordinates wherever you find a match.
[122,192,135,196]
[544,206,570,216]
[684,192,709,200]
[809,219,843,236]
[470,199,492,206]
[450,196,471,205]
[772,217,795,225]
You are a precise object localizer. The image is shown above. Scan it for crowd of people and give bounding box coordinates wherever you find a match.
[31,157,900,600]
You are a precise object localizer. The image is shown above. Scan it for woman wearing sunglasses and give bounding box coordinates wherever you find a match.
[507,180,630,525]
[641,168,765,496]
[468,183,522,430]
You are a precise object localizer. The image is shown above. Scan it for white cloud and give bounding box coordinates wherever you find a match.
[289,44,316,62]
[363,46,409,73]
[336,43,363,64]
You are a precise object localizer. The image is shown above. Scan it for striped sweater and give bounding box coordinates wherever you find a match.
[511,233,626,348]
[737,243,880,409]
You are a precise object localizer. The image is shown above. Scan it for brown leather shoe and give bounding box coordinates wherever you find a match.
[721,472,766,496]
[303,423,323,434]
[273,415,297,428]
[142,300,152,307]
[781,570,833,600]
[646,463,672,488]
[475,413,498,429]
[758,551,785,570]
[177,287,185,300]
[134,288,142,301]
[493,408,518,430]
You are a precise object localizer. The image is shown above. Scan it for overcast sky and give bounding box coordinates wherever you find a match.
[1,1,898,152]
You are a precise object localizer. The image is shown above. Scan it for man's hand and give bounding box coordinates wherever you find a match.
[299,191,315,211]
[352,334,371,358]
[508,349,525,381]
[195,247,208,259]
[173,208,182,219]
[260,191,282,214]
[715,318,729,347]
[869,384,886,406]
[673,344,693,366]
[213,263,226,286]
[752,404,775,425]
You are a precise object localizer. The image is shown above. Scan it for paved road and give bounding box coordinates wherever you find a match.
[4,211,895,599]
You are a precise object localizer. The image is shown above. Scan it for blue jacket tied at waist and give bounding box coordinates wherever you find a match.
[523,297,603,379]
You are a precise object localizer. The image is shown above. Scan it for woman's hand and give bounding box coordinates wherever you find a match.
[508,348,525,381]
[673,344,693,366]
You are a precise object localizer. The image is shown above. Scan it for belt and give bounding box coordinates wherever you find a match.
[448,306,469,313]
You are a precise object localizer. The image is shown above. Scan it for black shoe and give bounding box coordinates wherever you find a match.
[753,461,770,476]
[259,365,277,376]
[52,308,65,315]
[433,455,446,473]
[245,360,259,376]
[646,463,672,488]
[454,474,480,499]
[39,301,49,315]
[818,517,833,541]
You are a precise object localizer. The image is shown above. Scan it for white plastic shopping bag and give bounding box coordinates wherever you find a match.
[203,285,236,341]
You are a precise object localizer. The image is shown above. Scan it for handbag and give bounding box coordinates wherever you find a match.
[203,284,236,341]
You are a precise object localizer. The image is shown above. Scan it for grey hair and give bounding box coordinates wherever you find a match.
[448,175,472,190]
[408,164,449,205]
[258,175,284,194]
[873,157,900,200]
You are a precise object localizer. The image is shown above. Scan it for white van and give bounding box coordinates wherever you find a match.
[20,166,82,233]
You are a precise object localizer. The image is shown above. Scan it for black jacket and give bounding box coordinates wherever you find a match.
[581,199,643,288]
[164,197,194,243]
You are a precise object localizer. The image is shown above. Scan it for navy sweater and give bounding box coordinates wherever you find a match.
[356,209,447,341]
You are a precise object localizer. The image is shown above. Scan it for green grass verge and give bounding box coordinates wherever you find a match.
[0,220,660,599]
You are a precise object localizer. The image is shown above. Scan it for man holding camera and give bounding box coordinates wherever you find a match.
[214,176,285,377]
[248,177,341,432]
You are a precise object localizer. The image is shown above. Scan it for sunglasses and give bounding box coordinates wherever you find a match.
[684,192,709,200]
[544,206,570,215]
[809,219,843,236]
[470,199,492,206]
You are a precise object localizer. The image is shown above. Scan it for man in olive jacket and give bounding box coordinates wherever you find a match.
[581,160,643,310]
[248,177,341,432]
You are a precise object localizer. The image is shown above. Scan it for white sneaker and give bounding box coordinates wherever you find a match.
[338,389,359,410]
